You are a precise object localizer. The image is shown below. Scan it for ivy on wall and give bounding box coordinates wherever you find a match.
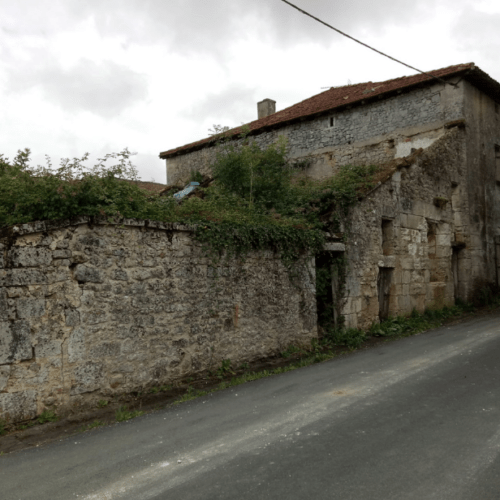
[0,137,379,266]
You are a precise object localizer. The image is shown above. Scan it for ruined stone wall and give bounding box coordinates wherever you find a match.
[167,81,464,185]
[341,127,471,330]
[461,81,500,291]
[0,219,316,424]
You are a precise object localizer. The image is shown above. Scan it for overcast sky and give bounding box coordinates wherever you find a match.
[1,0,499,184]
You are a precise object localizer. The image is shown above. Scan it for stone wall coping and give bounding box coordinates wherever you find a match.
[0,216,197,239]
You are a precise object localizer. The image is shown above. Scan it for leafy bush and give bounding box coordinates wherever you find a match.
[0,149,170,227]
[0,138,379,265]
[323,326,366,349]
[213,135,292,209]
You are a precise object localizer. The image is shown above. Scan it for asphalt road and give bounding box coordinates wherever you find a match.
[2,313,500,500]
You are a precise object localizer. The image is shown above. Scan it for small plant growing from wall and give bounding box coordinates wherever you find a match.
[433,196,449,209]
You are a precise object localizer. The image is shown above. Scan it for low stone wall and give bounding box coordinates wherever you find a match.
[0,219,316,424]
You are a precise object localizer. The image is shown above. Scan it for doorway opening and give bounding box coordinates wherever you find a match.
[377,267,393,321]
[315,252,343,330]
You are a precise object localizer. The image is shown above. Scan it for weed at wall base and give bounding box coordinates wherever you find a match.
[115,406,144,422]
[37,410,58,425]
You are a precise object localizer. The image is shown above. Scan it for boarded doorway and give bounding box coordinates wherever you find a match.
[378,267,393,321]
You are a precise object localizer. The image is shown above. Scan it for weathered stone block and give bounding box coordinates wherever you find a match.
[71,361,104,395]
[406,214,424,230]
[436,234,451,246]
[378,256,396,268]
[65,309,80,327]
[89,342,121,359]
[52,249,72,259]
[17,298,46,319]
[6,269,47,286]
[55,240,70,249]
[0,391,37,422]
[35,338,62,358]
[0,321,32,364]
[74,265,104,283]
[323,242,346,252]
[81,310,108,325]
[10,247,52,268]
[112,269,129,281]
[0,365,10,391]
[68,326,86,363]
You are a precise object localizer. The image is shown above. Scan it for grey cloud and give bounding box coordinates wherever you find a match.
[453,7,500,67]
[185,84,259,125]
[2,0,459,55]
[75,0,457,50]
[7,57,148,118]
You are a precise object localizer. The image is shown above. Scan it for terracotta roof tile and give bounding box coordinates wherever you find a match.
[160,63,478,159]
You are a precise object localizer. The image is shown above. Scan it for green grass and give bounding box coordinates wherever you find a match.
[115,406,144,422]
[79,420,105,432]
[37,410,58,424]
[174,386,208,405]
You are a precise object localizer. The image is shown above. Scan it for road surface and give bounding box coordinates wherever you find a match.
[2,312,500,499]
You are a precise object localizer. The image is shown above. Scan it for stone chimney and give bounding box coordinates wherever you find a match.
[257,98,276,119]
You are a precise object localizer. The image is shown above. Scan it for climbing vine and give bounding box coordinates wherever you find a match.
[0,139,379,267]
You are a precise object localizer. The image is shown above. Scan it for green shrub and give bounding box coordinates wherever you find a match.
[323,326,366,349]
[0,141,378,266]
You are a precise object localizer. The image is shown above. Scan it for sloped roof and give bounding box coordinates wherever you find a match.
[160,62,499,159]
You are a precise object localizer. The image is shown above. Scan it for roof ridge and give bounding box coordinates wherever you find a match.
[160,62,480,159]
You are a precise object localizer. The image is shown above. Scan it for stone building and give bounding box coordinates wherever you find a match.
[160,63,500,329]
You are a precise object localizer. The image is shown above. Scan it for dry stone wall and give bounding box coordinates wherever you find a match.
[0,220,316,424]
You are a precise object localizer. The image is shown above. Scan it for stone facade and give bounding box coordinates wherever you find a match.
[340,127,465,329]
[164,72,500,331]
[166,81,463,185]
[0,219,316,424]
[338,105,500,329]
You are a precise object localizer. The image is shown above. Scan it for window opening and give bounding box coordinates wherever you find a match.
[381,219,394,256]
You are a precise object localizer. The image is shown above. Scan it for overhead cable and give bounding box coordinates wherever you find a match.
[279,0,457,88]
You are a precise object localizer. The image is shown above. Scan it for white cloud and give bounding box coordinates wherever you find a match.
[7,57,148,118]
[0,0,498,184]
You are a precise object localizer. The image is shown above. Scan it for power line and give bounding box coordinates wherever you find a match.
[280,0,457,88]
